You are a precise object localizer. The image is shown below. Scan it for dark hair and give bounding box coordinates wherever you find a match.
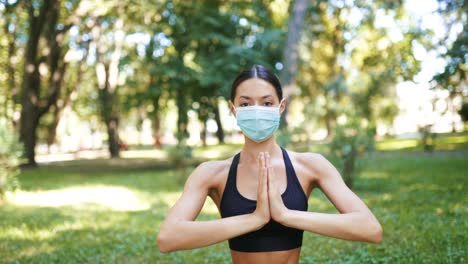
[230,65,283,102]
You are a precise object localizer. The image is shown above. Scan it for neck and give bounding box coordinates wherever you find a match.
[240,136,282,163]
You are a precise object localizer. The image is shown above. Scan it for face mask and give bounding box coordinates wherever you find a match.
[235,100,283,143]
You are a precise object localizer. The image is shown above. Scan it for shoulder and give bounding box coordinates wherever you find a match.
[184,157,233,189]
[286,149,337,182]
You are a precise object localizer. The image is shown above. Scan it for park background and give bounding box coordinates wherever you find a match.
[0,0,466,263]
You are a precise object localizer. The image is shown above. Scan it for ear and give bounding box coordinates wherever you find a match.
[279,97,287,115]
[228,100,237,117]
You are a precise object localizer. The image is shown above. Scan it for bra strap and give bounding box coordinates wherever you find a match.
[281,147,306,199]
[226,152,240,190]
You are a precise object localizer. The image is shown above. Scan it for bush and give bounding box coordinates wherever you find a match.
[166,143,193,185]
[0,118,23,201]
[276,128,292,148]
[329,118,374,189]
[459,101,468,122]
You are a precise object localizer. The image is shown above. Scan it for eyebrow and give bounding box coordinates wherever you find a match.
[239,95,274,100]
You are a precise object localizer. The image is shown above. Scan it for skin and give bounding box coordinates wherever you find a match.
[157,78,383,264]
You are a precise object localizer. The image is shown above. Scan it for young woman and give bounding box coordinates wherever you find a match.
[157,65,382,263]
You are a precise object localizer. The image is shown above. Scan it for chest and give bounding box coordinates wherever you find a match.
[219,161,310,218]
[235,161,288,201]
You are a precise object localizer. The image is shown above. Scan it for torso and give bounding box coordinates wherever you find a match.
[209,150,315,208]
[205,149,319,264]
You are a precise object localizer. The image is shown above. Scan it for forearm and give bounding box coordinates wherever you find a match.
[158,213,264,252]
[281,210,382,243]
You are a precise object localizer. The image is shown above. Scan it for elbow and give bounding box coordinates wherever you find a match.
[367,221,383,244]
[157,229,176,253]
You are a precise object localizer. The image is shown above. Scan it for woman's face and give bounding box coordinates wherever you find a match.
[229,78,285,116]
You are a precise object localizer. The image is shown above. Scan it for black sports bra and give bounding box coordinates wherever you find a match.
[219,147,308,252]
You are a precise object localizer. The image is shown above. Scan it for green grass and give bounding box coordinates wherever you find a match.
[1,136,467,263]
[376,131,468,152]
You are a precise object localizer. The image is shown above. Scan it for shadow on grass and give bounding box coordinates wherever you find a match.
[1,198,224,263]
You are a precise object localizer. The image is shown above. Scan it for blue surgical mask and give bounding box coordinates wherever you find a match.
[235,100,283,143]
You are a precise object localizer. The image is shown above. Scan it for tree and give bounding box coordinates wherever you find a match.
[18,0,90,166]
[3,0,93,166]
[433,0,467,132]
[298,1,347,138]
[91,2,127,158]
[279,0,309,129]
[0,0,23,122]
[0,118,22,201]
[46,38,91,150]
[295,0,423,187]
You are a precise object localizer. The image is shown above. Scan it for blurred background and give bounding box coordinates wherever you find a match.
[0,0,466,263]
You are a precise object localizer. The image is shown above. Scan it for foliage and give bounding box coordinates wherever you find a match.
[1,0,466,165]
[275,127,293,148]
[165,142,193,184]
[329,117,374,188]
[0,118,23,199]
[432,0,467,94]
[298,0,423,139]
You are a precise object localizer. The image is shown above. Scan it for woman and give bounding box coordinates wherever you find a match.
[157,65,382,263]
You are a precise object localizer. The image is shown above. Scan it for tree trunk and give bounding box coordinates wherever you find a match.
[19,0,57,166]
[20,107,41,167]
[149,76,163,148]
[93,10,125,158]
[153,110,162,148]
[46,41,89,149]
[45,61,68,149]
[200,120,207,147]
[107,116,120,157]
[198,102,209,146]
[342,147,356,189]
[324,98,336,139]
[47,106,60,152]
[176,87,189,143]
[212,97,225,144]
[97,80,121,158]
[19,0,88,165]
[279,0,309,129]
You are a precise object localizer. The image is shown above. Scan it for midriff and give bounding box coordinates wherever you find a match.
[230,247,301,264]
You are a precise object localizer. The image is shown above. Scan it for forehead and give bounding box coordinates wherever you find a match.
[235,78,277,99]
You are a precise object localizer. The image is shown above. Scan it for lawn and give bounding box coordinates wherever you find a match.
[0,134,467,263]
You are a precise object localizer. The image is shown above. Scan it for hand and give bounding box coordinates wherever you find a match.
[252,152,270,226]
[265,152,289,224]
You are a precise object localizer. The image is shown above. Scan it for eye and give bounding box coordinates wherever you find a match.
[263,101,273,106]
[239,103,249,107]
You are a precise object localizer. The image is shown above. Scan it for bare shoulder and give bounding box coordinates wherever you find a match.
[185,157,232,189]
[287,150,335,182]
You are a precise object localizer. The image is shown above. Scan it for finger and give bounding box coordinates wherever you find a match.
[262,167,268,201]
[264,161,269,193]
[258,153,264,181]
[257,152,263,176]
[265,152,270,168]
[259,152,265,181]
[260,152,265,169]
[258,153,266,193]
[267,166,273,192]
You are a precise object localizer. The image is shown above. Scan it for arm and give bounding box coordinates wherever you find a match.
[157,158,270,253]
[269,153,382,243]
